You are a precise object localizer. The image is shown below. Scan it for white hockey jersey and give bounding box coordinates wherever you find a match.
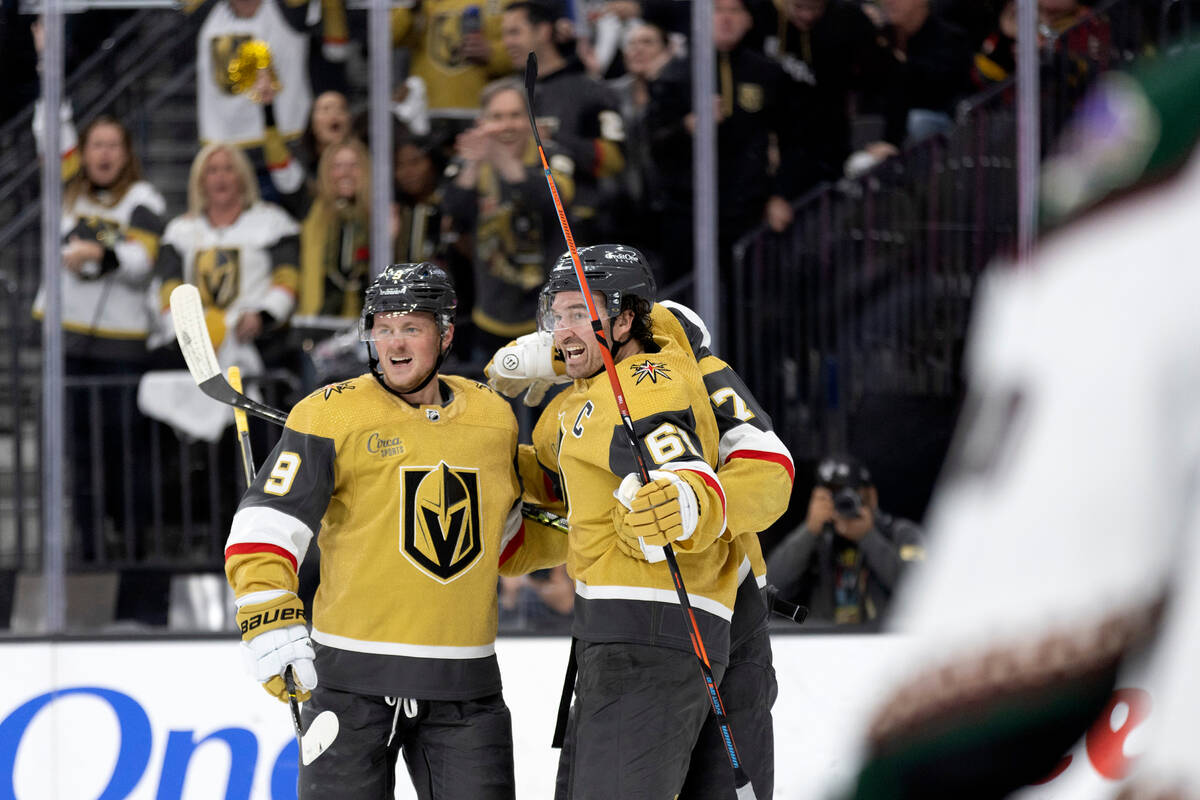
[157,201,300,331]
[196,0,311,145]
[820,146,1200,800]
[33,182,166,347]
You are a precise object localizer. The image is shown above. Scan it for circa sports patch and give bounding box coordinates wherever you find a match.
[629,359,672,385]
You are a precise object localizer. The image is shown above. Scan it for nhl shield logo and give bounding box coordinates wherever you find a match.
[400,462,483,583]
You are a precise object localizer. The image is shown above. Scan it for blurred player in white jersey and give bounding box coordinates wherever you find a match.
[827,42,1200,800]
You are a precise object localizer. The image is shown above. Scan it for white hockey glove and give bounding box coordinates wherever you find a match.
[236,591,317,703]
[485,331,570,406]
[612,470,699,563]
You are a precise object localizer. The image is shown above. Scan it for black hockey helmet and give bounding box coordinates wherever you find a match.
[360,262,457,341]
[537,244,656,331]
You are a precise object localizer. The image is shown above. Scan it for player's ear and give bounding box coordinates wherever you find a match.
[441,323,455,352]
[612,309,635,341]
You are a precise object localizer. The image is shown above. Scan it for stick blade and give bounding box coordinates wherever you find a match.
[169,283,221,385]
[300,710,339,766]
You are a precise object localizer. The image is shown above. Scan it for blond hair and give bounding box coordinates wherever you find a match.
[479,77,527,112]
[186,142,260,217]
[314,138,372,216]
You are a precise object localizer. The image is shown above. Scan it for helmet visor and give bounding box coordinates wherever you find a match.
[359,309,439,342]
[537,290,615,333]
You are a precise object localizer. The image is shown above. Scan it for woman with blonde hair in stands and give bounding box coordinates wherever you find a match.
[298,137,372,320]
[155,141,301,370]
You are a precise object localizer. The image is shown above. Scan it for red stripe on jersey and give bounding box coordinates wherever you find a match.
[726,449,796,483]
[498,522,526,568]
[225,542,298,572]
[680,469,726,519]
[267,156,292,170]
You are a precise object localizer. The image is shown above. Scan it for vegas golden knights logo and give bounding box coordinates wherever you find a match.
[73,216,121,249]
[211,34,255,95]
[428,12,468,71]
[400,462,483,583]
[195,247,240,309]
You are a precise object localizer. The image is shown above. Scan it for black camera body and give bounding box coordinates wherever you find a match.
[832,487,863,519]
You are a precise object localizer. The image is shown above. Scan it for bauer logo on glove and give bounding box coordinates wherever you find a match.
[236,592,318,703]
[239,603,305,635]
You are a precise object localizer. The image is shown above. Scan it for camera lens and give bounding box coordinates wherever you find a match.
[833,488,862,518]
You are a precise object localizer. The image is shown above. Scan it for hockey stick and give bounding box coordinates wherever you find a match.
[227,366,338,766]
[169,284,288,426]
[171,282,572,538]
[524,53,756,798]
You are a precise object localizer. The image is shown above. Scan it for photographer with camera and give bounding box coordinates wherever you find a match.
[766,454,925,626]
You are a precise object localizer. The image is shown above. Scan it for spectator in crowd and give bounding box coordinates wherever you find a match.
[439,78,575,359]
[269,89,355,217]
[31,70,166,562]
[647,0,803,289]
[308,0,350,94]
[969,0,1109,112]
[187,0,315,198]
[1037,0,1112,108]
[299,138,371,320]
[390,132,481,349]
[969,0,1017,91]
[607,20,675,277]
[154,142,301,374]
[577,0,643,80]
[391,0,513,133]
[766,454,925,625]
[498,565,574,632]
[501,0,627,242]
[864,0,974,143]
[753,0,899,185]
[393,133,449,267]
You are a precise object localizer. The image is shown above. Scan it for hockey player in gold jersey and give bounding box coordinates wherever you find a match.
[224,263,563,799]
[511,245,747,798]
[490,287,796,798]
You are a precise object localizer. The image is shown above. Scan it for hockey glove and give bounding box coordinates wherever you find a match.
[485,331,570,406]
[612,470,699,562]
[236,591,317,703]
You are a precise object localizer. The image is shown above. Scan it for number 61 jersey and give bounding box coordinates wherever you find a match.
[523,331,741,666]
[225,374,563,700]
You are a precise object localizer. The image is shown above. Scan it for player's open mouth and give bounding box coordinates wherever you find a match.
[563,345,585,359]
[389,356,412,365]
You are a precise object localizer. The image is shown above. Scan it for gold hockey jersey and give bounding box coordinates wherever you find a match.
[226,373,564,699]
[651,303,796,643]
[523,329,741,664]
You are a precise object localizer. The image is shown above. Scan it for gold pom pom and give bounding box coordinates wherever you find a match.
[228,40,281,100]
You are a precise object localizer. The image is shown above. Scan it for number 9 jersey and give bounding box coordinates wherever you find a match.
[225,373,564,700]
